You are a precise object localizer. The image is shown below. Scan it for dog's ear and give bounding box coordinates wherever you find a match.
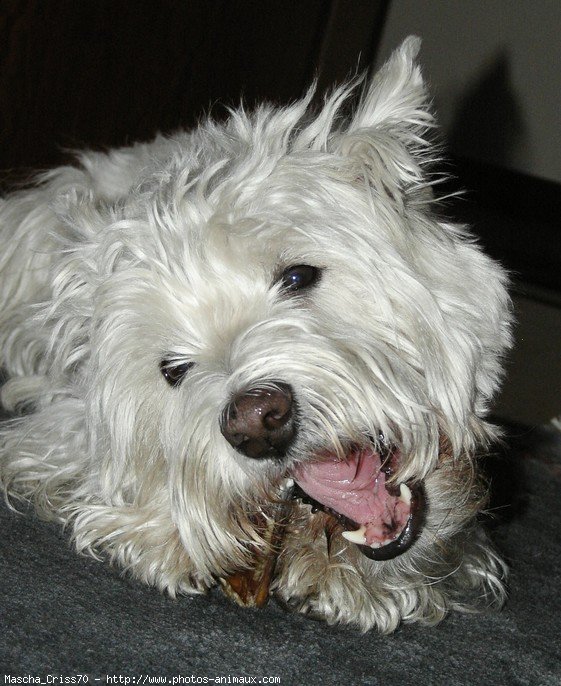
[347,36,428,135]
[335,36,435,203]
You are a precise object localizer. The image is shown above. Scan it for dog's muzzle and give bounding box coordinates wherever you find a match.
[220,384,426,562]
[220,383,296,459]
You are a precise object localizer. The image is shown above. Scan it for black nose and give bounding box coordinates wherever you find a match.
[220,383,296,459]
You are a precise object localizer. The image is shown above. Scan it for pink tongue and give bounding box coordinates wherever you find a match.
[293,448,410,545]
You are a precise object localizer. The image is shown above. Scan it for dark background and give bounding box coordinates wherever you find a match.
[0,1,386,179]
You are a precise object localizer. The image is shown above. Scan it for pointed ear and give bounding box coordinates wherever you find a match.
[336,36,435,202]
[349,36,428,133]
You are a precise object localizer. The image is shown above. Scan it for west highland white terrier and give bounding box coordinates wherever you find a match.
[0,38,511,632]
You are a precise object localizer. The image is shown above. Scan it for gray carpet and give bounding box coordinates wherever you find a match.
[1,424,560,685]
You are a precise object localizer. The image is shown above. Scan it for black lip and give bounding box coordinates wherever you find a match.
[292,481,426,561]
[357,483,426,561]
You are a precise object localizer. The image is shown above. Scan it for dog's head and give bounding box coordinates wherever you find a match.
[52,38,511,581]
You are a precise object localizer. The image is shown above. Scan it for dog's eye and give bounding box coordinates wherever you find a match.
[160,360,195,387]
[279,265,321,293]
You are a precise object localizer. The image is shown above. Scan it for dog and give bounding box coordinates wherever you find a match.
[0,37,511,632]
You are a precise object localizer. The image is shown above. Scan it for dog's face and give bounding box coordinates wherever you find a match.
[18,38,510,626]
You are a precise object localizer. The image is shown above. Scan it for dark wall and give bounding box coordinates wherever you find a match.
[0,1,387,185]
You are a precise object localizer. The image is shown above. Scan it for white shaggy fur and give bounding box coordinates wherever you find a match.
[0,37,511,632]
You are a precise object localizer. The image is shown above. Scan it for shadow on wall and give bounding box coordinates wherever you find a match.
[448,52,527,169]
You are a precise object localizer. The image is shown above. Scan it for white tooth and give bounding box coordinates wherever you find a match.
[284,477,294,489]
[399,483,412,506]
[342,526,367,545]
[370,541,382,549]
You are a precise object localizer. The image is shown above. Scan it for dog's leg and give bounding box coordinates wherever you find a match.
[0,396,212,596]
[69,501,214,596]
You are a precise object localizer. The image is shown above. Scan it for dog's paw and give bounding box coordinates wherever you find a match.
[273,552,401,632]
[274,582,399,632]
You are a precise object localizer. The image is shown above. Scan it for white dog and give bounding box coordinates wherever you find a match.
[0,38,511,632]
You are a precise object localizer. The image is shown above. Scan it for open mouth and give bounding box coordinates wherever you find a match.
[291,442,426,561]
